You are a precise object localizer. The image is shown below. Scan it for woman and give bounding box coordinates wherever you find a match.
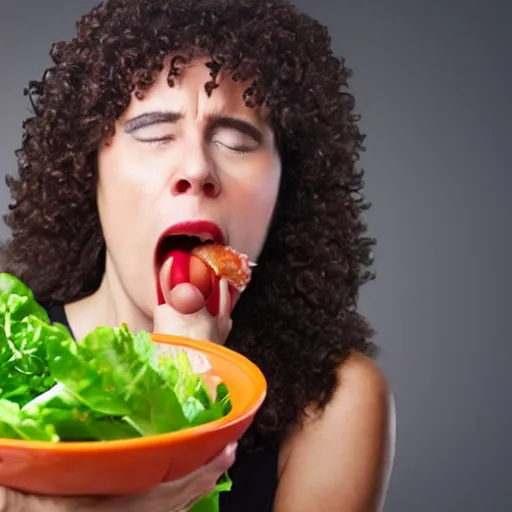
[0,0,395,510]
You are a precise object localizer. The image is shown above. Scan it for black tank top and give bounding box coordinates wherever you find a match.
[45,304,279,511]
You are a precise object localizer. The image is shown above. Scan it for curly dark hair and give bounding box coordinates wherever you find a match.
[1,0,377,451]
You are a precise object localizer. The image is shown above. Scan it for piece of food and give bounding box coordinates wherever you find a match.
[189,255,214,298]
[158,243,254,316]
[0,273,232,510]
[191,244,252,293]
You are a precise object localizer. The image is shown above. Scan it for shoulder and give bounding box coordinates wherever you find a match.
[276,351,396,512]
[331,351,392,422]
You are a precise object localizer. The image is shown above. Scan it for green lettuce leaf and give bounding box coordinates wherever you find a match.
[0,273,68,406]
[42,324,190,436]
[22,383,141,441]
[0,273,50,322]
[0,273,234,510]
[0,399,58,441]
[190,472,233,512]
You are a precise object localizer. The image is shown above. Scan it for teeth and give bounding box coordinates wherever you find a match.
[168,232,215,243]
[197,233,214,243]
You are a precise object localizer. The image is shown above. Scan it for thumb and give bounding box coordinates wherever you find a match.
[168,283,205,315]
[159,256,205,314]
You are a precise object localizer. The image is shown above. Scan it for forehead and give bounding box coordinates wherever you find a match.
[121,56,268,125]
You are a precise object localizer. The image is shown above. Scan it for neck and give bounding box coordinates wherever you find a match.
[64,255,153,340]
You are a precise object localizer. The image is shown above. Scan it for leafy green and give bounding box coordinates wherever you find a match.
[22,383,141,441]
[44,324,190,436]
[0,273,232,440]
[0,273,67,406]
[0,273,50,322]
[0,399,58,441]
[190,472,233,511]
[0,273,234,510]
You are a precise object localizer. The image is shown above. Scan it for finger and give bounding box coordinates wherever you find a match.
[168,283,205,315]
[159,255,173,299]
[0,486,75,512]
[102,443,237,512]
[203,374,223,400]
[159,257,205,315]
[169,442,238,508]
[0,487,27,512]
[153,303,177,334]
[218,278,230,319]
[216,278,233,342]
[8,444,237,512]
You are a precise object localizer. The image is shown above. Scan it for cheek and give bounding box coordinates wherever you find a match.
[228,163,281,257]
[97,144,163,217]
[96,147,158,248]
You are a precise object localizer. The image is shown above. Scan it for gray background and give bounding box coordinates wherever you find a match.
[1,1,510,511]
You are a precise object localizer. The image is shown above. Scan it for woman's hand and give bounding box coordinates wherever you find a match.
[154,270,233,346]
[153,271,233,394]
[0,442,237,511]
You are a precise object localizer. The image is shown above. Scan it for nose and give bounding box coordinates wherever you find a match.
[170,145,220,198]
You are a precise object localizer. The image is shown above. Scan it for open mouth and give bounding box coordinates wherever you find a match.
[155,234,214,268]
[155,235,217,306]
[154,221,228,313]
[153,221,252,316]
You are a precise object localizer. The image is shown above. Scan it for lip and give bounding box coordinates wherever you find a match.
[154,220,226,305]
[156,220,226,249]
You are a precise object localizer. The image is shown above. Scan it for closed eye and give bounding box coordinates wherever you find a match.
[135,135,175,147]
[214,141,254,156]
[128,118,177,147]
[212,128,259,156]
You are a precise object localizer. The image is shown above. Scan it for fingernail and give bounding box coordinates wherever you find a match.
[226,442,238,457]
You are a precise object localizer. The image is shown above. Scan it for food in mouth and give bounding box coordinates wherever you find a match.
[156,235,253,315]
[191,244,252,293]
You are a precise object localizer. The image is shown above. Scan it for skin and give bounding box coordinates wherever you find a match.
[276,352,396,511]
[66,56,281,341]
[0,58,395,511]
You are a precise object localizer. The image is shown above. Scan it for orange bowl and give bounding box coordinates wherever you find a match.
[0,334,267,496]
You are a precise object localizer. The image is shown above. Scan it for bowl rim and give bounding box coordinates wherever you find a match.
[0,334,267,453]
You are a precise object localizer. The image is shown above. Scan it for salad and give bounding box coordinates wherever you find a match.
[0,272,232,511]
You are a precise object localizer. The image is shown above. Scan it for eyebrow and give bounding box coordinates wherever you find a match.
[124,110,264,143]
[123,111,183,133]
[205,113,264,144]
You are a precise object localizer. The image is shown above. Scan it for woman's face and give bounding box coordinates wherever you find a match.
[96,57,281,317]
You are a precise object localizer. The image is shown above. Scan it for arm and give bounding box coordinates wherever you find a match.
[274,353,396,512]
